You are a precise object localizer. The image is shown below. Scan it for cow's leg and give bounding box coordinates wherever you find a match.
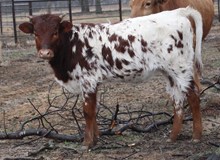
[82,92,99,149]
[168,104,184,142]
[187,85,202,142]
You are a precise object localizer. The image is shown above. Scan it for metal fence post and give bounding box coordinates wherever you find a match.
[0,2,2,34]
[12,0,18,43]
[29,1,33,16]
[119,0,122,21]
[68,0,72,22]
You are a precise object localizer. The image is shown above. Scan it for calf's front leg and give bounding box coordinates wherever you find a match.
[82,92,99,149]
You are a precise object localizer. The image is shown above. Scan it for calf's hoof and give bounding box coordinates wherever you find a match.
[192,133,202,142]
[166,138,176,143]
[81,145,90,152]
[192,138,201,143]
[82,138,98,151]
[167,133,177,143]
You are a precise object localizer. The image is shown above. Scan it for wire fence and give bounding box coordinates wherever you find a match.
[0,0,219,45]
[0,0,131,44]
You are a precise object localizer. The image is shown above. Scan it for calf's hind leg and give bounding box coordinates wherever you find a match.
[168,105,184,142]
[168,84,202,142]
[164,75,184,142]
[187,85,202,142]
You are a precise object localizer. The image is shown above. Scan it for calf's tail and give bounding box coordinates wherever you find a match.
[180,6,203,75]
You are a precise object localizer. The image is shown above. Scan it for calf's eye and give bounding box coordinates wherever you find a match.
[144,2,151,7]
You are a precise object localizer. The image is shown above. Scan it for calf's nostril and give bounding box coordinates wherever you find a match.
[39,49,51,57]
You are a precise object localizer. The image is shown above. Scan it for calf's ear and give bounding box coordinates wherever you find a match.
[19,22,34,34]
[60,21,73,33]
[129,0,133,7]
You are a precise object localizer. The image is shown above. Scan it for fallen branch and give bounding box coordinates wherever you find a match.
[0,113,179,141]
[0,128,83,142]
[3,157,44,160]
[101,115,192,136]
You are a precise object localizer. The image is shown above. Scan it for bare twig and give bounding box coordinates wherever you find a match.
[109,104,119,130]
[28,141,56,156]
[200,81,220,95]
[20,108,69,131]
[120,150,138,160]
[208,142,220,147]
[201,76,220,91]
[200,76,220,95]
[28,98,57,133]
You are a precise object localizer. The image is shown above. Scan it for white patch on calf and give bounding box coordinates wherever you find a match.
[55,77,81,94]
[72,45,76,53]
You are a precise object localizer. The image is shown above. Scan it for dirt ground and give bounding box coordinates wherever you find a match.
[0,10,220,160]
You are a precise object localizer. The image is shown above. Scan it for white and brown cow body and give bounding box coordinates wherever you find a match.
[130,0,214,40]
[19,7,203,149]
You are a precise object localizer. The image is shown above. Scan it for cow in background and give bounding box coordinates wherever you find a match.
[129,0,214,40]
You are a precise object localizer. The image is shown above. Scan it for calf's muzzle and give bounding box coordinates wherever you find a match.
[38,49,54,60]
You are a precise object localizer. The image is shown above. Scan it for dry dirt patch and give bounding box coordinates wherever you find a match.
[0,16,220,160]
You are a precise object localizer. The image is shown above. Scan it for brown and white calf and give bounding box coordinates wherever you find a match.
[129,0,214,40]
[19,7,203,149]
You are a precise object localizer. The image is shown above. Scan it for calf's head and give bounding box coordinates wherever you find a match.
[19,14,73,60]
[129,0,168,18]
